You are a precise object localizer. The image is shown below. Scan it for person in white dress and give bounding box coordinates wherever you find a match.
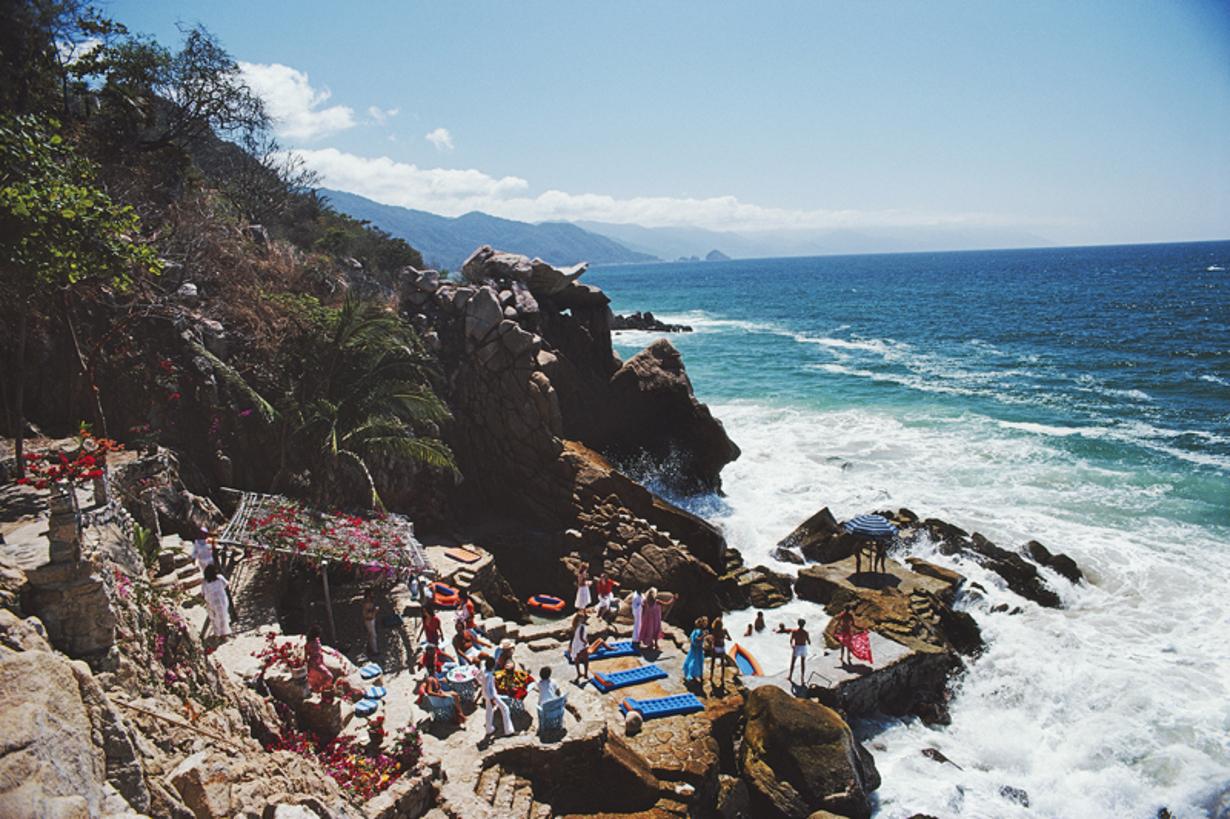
[574,561,591,612]
[630,589,644,646]
[569,611,591,681]
[482,656,513,739]
[190,528,214,573]
[201,564,231,638]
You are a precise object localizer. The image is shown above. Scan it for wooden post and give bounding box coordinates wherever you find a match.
[321,561,337,645]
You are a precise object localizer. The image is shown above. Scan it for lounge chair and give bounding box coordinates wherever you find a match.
[590,663,667,692]
[538,693,567,737]
[619,693,704,720]
[498,693,527,718]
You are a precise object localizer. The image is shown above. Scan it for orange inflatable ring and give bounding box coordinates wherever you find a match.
[527,594,567,612]
[431,582,460,607]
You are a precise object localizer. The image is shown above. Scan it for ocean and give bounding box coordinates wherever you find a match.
[586,241,1230,819]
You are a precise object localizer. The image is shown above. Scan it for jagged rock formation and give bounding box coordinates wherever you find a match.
[610,311,693,333]
[886,508,1083,608]
[400,247,741,623]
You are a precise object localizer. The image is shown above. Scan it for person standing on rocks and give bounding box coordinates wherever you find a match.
[630,588,644,646]
[873,539,888,575]
[682,616,708,684]
[709,616,732,689]
[419,604,442,648]
[482,655,514,740]
[574,561,592,612]
[788,619,811,686]
[201,564,231,640]
[833,602,873,667]
[362,589,380,657]
[638,589,663,652]
[570,611,591,682]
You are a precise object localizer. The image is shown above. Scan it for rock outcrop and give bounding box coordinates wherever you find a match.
[610,311,693,333]
[600,340,741,493]
[398,249,740,623]
[741,686,880,819]
[887,509,1082,608]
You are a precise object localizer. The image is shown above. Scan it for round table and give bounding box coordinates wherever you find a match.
[443,665,480,706]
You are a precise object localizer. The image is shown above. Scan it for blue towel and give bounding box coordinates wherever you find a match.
[354,698,380,717]
[365,685,387,700]
[359,663,383,680]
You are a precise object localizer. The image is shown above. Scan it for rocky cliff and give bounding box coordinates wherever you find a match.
[399,246,740,623]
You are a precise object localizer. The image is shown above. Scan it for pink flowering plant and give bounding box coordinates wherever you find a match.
[247,499,417,573]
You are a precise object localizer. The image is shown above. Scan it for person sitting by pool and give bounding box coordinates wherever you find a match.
[495,657,534,699]
[420,643,446,676]
[455,589,479,633]
[304,624,334,692]
[594,571,616,619]
[530,666,561,705]
[418,668,465,725]
[494,638,518,670]
[453,628,483,665]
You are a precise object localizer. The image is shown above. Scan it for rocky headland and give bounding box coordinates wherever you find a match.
[0,244,1090,819]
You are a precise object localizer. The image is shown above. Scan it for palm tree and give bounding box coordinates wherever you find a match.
[288,296,455,510]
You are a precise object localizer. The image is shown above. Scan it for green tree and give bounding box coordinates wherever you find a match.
[0,114,161,475]
[281,296,455,510]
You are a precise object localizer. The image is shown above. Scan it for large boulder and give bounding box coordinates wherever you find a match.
[600,339,740,493]
[741,686,880,818]
[777,507,859,564]
[0,648,150,817]
[1024,540,1084,585]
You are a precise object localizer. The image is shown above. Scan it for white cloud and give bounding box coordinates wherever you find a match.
[295,147,1012,232]
[368,106,399,125]
[57,37,102,65]
[238,62,355,141]
[425,127,454,152]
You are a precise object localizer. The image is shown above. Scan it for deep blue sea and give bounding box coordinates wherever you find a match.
[587,241,1230,819]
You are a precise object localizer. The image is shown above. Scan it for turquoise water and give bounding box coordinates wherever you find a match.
[588,241,1230,818]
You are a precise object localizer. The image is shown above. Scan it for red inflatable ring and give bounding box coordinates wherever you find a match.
[527,594,566,613]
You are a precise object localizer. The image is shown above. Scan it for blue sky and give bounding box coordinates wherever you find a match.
[108,0,1230,245]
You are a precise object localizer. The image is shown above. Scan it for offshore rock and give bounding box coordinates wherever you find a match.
[601,339,741,493]
[741,686,880,819]
[610,311,693,333]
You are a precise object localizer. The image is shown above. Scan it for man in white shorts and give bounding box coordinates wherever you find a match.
[788,618,811,686]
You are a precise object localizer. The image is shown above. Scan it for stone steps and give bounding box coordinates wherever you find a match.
[475,765,553,818]
[454,569,476,589]
[153,563,202,593]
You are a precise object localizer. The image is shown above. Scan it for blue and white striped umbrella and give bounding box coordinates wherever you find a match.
[842,514,898,539]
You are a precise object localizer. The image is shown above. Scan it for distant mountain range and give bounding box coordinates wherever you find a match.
[319,189,656,270]
[321,187,1053,270]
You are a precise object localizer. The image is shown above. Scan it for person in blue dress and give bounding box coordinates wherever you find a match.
[682,616,708,683]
